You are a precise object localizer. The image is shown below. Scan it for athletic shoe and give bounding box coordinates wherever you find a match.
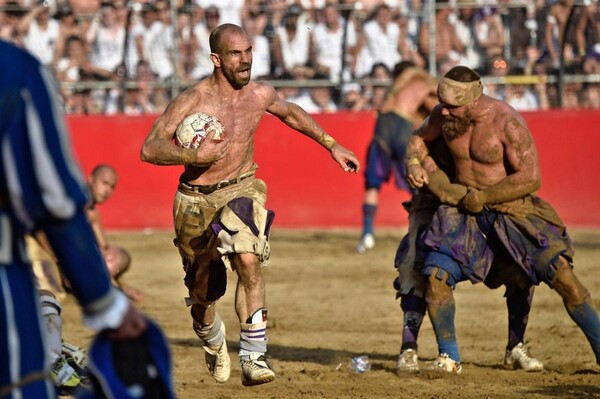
[203,322,231,383]
[429,353,462,374]
[241,354,275,386]
[504,342,544,372]
[356,233,375,253]
[62,340,88,367]
[396,349,419,372]
[51,356,82,388]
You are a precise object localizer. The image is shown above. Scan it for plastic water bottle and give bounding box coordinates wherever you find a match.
[350,355,371,373]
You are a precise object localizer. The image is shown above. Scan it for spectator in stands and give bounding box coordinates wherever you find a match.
[190,5,221,81]
[66,88,94,114]
[356,4,401,78]
[87,3,126,74]
[341,82,369,112]
[147,0,176,82]
[292,72,338,113]
[274,71,301,102]
[195,0,244,26]
[418,0,465,73]
[132,59,159,112]
[309,2,357,83]
[0,1,26,45]
[579,1,600,54]
[241,0,269,37]
[484,54,509,101]
[474,5,505,72]
[263,0,288,38]
[272,4,311,78]
[544,0,588,70]
[176,6,195,81]
[244,14,272,79]
[18,2,60,66]
[56,35,111,82]
[453,0,482,72]
[52,4,85,70]
[365,62,391,112]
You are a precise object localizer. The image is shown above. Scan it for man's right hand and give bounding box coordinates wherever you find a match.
[193,130,229,166]
[406,164,429,188]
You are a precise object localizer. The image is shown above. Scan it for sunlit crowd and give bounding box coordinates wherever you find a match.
[1,0,599,114]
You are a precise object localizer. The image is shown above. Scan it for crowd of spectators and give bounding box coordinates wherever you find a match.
[1,0,599,114]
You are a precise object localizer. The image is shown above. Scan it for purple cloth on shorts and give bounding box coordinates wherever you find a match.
[423,196,574,287]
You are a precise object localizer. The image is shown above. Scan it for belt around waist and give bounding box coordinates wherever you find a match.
[179,170,255,195]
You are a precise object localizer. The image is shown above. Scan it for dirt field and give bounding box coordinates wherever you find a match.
[62,228,600,399]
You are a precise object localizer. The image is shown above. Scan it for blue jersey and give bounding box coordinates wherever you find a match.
[0,40,115,398]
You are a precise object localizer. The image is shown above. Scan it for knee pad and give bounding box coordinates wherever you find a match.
[425,268,453,306]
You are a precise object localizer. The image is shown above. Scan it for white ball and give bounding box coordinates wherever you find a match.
[175,112,225,149]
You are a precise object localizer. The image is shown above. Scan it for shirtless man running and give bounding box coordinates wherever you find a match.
[405,65,600,372]
[140,24,360,386]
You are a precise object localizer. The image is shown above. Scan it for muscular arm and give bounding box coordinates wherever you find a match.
[266,91,360,172]
[463,112,541,212]
[140,89,228,167]
[404,106,445,187]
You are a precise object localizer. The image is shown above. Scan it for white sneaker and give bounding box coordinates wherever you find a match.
[203,322,231,383]
[397,349,419,372]
[504,342,543,372]
[356,233,375,253]
[429,353,462,374]
[61,341,88,367]
[241,354,275,386]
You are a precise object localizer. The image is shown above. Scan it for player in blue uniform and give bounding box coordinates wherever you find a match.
[0,39,146,399]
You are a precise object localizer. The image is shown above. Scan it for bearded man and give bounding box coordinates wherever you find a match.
[403,65,600,373]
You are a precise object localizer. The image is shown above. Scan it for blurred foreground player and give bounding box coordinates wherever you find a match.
[0,39,147,398]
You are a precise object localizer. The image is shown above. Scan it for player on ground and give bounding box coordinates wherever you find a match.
[140,24,360,386]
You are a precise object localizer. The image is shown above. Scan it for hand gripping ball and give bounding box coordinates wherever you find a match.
[175,112,226,149]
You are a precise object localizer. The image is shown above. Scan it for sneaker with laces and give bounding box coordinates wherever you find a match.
[241,354,275,386]
[504,342,543,372]
[61,340,88,367]
[356,233,375,253]
[429,353,462,374]
[51,356,82,389]
[203,322,231,383]
[396,349,419,372]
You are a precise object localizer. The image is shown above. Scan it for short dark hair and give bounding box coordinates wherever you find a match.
[209,23,245,54]
[91,164,116,177]
[444,66,480,82]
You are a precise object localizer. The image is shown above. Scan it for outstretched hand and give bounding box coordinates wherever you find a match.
[331,144,360,173]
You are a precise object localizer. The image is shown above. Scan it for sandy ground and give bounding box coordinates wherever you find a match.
[61,228,600,399]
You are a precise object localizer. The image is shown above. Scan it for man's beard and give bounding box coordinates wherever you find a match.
[442,111,473,140]
[224,64,252,89]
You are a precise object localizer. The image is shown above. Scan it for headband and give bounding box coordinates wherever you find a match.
[437,77,483,106]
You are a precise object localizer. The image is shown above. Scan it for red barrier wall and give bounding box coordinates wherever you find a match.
[68,110,600,230]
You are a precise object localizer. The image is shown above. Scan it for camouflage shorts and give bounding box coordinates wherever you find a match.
[173,176,275,305]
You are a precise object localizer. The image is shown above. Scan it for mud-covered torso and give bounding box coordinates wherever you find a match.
[179,80,270,184]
